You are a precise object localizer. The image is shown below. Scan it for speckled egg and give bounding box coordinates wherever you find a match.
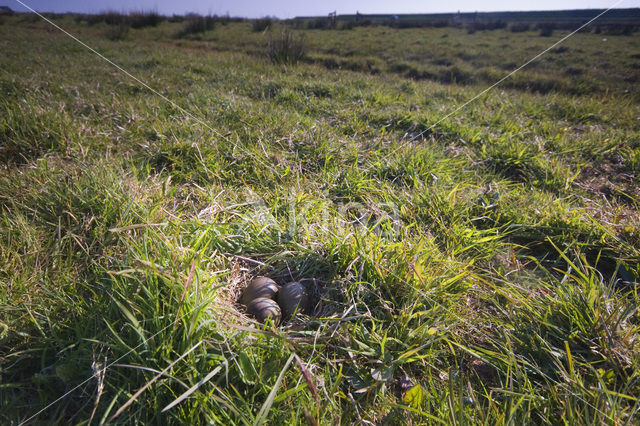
[277,281,309,318]
[246,297,281,324]
[241,276,279,306]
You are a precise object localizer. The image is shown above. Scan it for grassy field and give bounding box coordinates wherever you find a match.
[1,13,639,424]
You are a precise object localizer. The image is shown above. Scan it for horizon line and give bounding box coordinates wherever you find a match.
[3,5,638,19]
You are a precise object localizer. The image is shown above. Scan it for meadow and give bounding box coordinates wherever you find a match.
[1,12,639,424]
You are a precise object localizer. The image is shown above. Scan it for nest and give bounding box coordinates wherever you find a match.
[217,254,342,326]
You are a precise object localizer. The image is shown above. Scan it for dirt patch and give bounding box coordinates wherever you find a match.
[575,152,639,207]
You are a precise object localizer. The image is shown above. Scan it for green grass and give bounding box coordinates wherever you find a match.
[1,14,639,424]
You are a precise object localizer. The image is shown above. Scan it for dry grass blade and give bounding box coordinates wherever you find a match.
[294,353,320,406]
[304,409,319,426]
[88,356,107,425]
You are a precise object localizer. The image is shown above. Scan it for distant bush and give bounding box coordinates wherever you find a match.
[168,14,185,23]
[252,17,273,32]
[84,10,127,26]
[489,20,507,30]
[538,23,555,37]
[267,29,306,65]
[600,24,637,35]
[217,14,245,25]
[128,10,164,29]
[509,23,530,32]
[79,10,163,28]
[467,20,507,32]
[619,25,635,35]
[176,13,216,37]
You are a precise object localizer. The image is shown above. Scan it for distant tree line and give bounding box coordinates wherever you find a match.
[8,9,640,37]
[291,9,640,35]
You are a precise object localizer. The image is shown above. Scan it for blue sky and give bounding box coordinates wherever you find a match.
[9,0,637,18]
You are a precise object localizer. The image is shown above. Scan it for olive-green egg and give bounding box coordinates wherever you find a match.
[241,276,278,306]
[247,297,281,324]
[277,281,309,317]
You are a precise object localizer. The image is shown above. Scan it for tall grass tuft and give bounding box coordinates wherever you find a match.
[267,29,306,65]
[252,17,273,32]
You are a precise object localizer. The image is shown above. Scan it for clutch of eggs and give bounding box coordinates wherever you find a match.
[242,276,310,323]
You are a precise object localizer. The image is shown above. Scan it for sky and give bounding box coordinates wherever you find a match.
[8,0,638,19]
